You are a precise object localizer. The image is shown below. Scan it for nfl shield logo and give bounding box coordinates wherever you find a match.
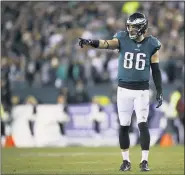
[137,44,141,48]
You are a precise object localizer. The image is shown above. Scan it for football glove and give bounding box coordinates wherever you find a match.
[156,92,163,108]
[79,38,93,48]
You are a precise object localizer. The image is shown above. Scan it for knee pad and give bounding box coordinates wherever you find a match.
[119,125,130,133]
[138,122,148,131]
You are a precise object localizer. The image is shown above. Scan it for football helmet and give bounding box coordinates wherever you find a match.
[126,12,148,40]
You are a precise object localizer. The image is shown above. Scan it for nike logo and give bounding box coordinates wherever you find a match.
[134,49,140,51]
[124,166,131,171]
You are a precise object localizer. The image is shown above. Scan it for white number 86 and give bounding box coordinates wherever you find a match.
[123,52,146,70]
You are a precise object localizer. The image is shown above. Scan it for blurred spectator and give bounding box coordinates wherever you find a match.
[162,86,184,144]
[26,59,36,87]
[1,104,6,146]
[57,94,66,105]
[24,95,38,136]
[1,58,12,112]
[107,52,119,86]
[177,99,184,127]
[55,57,69,89]
[90,50,105,84]
[24,95,38,105]
[11,96,21,106]
[1,103,12,146]
[71,80,91,104]
[40,60,51,86]
[176,86,184,127]
[57,94,70,147]
[90,98,107,146]
[68,60,86,84]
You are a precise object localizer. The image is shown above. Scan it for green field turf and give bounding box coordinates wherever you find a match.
[2,145,184,175]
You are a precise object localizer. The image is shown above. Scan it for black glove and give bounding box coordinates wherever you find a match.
[156,92,163,108]
[79,38,93,48]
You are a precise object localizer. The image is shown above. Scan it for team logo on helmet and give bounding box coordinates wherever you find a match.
[126,12,148,40]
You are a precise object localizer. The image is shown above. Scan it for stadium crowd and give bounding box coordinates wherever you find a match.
[1,1,184,89]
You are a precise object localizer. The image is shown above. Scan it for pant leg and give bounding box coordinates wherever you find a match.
[134,90,150,124]
[117,87,134,126]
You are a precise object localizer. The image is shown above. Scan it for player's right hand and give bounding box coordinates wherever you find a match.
[156,92,163,108]
[79,38,92,48]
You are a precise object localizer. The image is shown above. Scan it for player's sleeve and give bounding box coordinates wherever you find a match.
[151,37,161,55]
[112,31,127,51]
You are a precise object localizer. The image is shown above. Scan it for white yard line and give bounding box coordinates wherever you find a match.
[20,152,119,157]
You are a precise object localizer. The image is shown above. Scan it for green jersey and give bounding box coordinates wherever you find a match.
[113,31,161,85]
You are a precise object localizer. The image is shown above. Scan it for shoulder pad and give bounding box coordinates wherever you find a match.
[150,36,161,51]
[113,31,127,39]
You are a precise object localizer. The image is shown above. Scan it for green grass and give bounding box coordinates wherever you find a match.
[2,145,184,175]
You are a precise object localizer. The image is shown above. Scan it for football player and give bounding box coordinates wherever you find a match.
[79,12,163,172]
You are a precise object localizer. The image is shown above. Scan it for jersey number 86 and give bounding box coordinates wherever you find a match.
[123,52,146,70]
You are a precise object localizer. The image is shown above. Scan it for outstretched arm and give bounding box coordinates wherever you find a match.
[79,38,119,50]
[150,51,163,108]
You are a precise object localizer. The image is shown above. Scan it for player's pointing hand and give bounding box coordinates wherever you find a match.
[79,38,93,48]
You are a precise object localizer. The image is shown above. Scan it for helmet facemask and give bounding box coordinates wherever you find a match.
[126,13,148,40]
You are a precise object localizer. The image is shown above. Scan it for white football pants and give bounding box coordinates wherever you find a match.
[117,86,149,126]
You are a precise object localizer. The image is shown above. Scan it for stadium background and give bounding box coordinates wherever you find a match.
[1,1,184,174]
[1,1,184,148]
